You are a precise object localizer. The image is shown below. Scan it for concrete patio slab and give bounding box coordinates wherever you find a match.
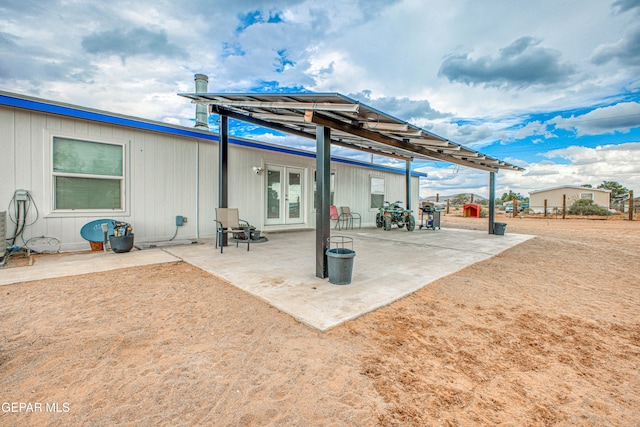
[1,227,533,331]
[165,227,533,331]
[0,248,181,286]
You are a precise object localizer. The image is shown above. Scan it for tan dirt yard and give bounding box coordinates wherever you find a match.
[1,215,639,426]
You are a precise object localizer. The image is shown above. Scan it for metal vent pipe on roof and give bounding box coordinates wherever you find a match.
[194,74,209,129]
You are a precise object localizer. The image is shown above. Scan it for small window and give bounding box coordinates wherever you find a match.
[370,176,385,208]
[52,137,124,210]
[313,170,335,209]
[580,192,594,200]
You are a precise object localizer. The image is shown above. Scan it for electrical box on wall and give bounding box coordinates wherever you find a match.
[15,189,29,201]
[175,215,186,226]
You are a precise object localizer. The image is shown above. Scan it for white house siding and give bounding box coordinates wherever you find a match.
[529,186,610,213]
[1,97,422,252]
[221,142,420,231]
[1,105,208,251]
[333,162,419,227]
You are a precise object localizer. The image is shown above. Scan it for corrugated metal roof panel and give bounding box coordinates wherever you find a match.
[179,92,524,172]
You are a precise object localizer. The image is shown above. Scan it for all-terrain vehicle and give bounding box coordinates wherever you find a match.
[376,200,416,231]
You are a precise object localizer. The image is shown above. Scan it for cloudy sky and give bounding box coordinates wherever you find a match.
[2,0,639,198]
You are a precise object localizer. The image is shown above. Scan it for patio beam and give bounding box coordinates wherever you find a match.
[316,125,331,279]
[211,106,409,160]
[489,171,496,234]
[212,105,313,141]
[218,114,229,246]
[203,99,361,113]
[219,114,228,208]
[406,159,411,210]
[305,110,499,172]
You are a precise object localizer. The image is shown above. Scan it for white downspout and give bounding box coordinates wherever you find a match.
[195,140,200,239]
[193,73,209,238]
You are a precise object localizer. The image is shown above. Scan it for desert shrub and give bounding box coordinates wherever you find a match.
[568,199,611,216]
[480,208,488,218]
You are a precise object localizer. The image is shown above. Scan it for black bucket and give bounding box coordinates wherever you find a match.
[493,222,507,236]
[109,234,135,253]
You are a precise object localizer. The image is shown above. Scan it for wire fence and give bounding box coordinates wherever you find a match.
[443,204,638,220]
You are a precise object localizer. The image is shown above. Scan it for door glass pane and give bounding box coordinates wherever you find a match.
[267,170,281,219]
[288,171,301,219]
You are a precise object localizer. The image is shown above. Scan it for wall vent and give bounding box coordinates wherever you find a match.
[0,211,6,260]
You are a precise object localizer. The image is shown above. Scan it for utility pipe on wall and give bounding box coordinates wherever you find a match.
[194,74,209,129]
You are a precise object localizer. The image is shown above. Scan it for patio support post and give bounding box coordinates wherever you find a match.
[316,125,331,279]
[489,171,496,234]
[219,114,229,208]
[405,159,411,210]
[219,114,229,245]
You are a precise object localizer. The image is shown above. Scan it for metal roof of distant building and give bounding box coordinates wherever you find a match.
[529,185,611,194]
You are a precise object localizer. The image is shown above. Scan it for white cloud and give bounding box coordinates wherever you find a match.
[2,0,640,200]
[416,142,640,198]
[550,102,640,136]
[513,142,640,193]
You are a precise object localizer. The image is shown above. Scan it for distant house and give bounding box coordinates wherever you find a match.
[529,185,611,213]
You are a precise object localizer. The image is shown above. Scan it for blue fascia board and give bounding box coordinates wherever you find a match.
[0,92,427,178]
[0,92,216,141]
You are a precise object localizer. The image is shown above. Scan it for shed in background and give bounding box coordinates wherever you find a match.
[529,185,611,213]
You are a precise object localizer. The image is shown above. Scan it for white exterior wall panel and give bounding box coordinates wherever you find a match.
[197,141,218,238]
[1,106,207,251]
[1,99,423,252]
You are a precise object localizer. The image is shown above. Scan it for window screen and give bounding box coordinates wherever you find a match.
[52,137,124,210]
[370,176,385,208]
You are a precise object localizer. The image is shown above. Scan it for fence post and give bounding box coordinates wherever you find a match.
[514,199,518,217]
[544,199,547,217]
[630,190,634,221]
[446,199,450,214]
[562,194,566,219]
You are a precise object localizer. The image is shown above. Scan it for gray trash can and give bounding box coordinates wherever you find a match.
[326,248,356,285]
[326,236,356,285]
[494,222,507,235]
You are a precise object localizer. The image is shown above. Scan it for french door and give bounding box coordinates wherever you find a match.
[265,165,305,225]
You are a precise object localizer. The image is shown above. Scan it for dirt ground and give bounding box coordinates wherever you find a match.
[1,215,639,426]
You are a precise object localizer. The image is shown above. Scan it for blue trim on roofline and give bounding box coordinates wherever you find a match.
[0,92,427,178]
[0,93,215,140]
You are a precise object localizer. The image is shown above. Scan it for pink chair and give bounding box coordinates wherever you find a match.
[330,205,349,229]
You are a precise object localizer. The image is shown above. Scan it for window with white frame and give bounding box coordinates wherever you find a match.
[580,192,594,200]
[370,176,385,208]
[52,137,124,210]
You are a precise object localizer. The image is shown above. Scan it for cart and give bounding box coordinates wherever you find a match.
[418,206,441,230]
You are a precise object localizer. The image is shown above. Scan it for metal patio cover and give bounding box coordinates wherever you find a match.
[178,92,523,173]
